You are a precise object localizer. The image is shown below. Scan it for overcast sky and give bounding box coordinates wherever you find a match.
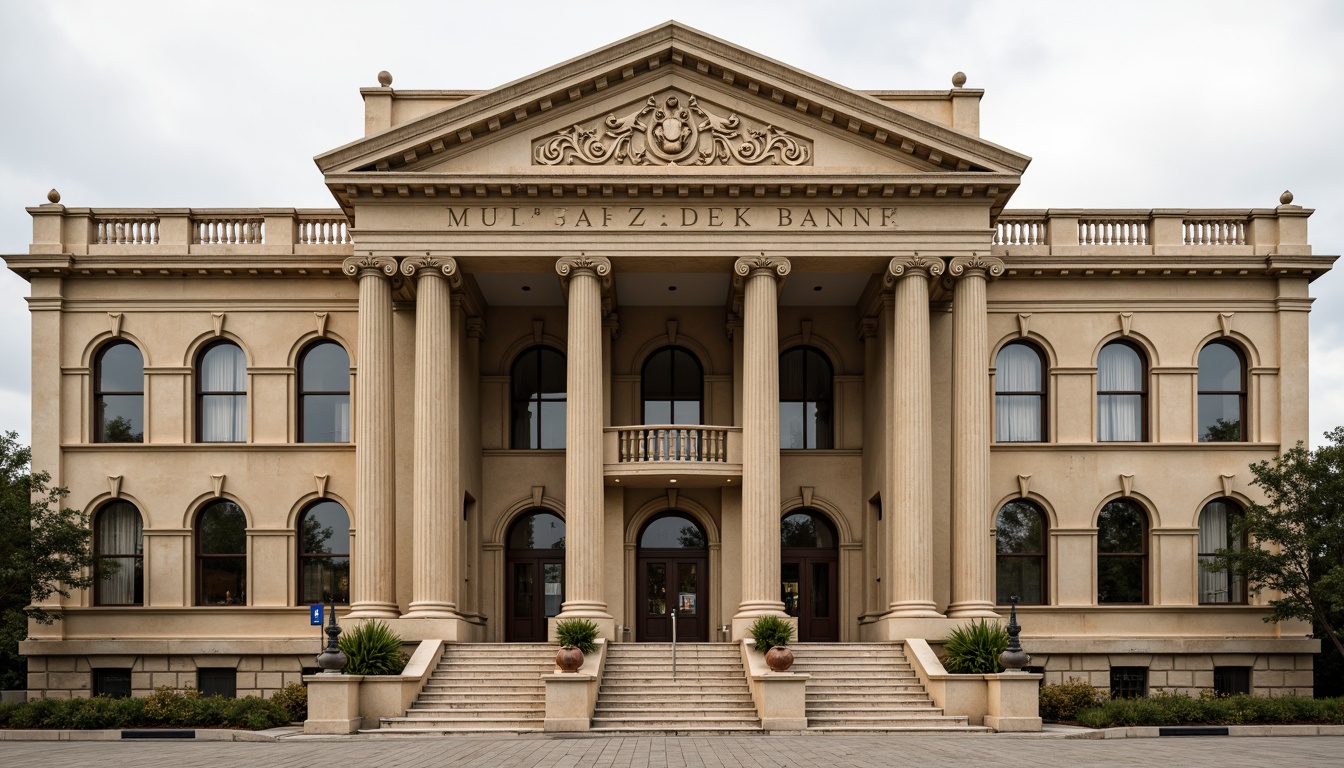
[2,0,1341,448]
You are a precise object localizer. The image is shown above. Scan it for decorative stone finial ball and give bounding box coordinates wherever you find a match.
[47,188,60,204]
[1280,190,1294,205]
[952,71,967,88]
[377,70,393,87]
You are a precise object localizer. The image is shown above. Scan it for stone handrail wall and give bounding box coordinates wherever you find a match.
[29,208,354,255]
[298,215,351,245]
[94,216,159,245]
[193,216,265,245]
[993,207,1310,254]
[612,425,732,462]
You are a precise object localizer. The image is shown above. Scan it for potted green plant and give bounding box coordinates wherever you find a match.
[554,618,599,673]
[748,615,796,672]
[941,619,1008,674]
[337,620,407,675]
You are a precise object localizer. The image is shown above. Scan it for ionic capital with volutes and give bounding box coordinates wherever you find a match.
[342,254,399,279]
[400,254,462,287]
[946,254,1006,280]
[555,254,612,292]
[732,254,791,286]
[884,254,945,286]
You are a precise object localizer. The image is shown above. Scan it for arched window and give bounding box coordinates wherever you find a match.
[995,500,1047,605]
[298,500,350,604]
[197,342,247,442]
[1097,499,1148,604]
[642,346,702,425]
[1198,341,1247,442]
[511,346,566,449]
[299,342,350,443]
[1097,342,1146,442]
[779,346,833,449]
[196,500,247,605]
[95,501,143,606]
[995,342,1046,442]
[94,342,144,443]
[1198,499,1245,603]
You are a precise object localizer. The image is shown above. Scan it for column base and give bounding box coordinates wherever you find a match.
[871,615,963,642]
[883,600,943,619]
[401,601,461,620]
[382,616,477,642]
[345,601,401,620]
[945,601,1002,619]
[731,601,790,641]
[555,601,615,643]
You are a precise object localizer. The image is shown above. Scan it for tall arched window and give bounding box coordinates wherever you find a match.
[1198,498,1245,603]
[298,500,351,604]
[642,346,702,425]
[995,500,1047,605]
[1097,342,1146,442]
[95,342,144,443]
[95,501,143,606]
[196,500,247,605]
[779,346,833,449]
[1198,341,1247,442]
[995,342,1046,442]
[197,342,247,442]
[1097,499,1148,604]
[299,342,350,443]
[511,346,567,449]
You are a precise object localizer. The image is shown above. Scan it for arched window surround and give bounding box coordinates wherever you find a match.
[195,340,248,443]
[297,499,351,605]
[995,499,1048,606]
[994,340,1047,443]
[94,500,143,606]
[94,340,145,443]
[1097,340,1148,442]
[510,345,567,450]
[1096,498,1150,605]
[1197,340,1248,442]
[194,499,248,606]
[298,340,351,443]
[1198,497,1246,604]
[779,345,834,449]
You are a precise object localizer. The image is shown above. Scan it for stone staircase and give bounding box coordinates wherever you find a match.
[591,643,761,733]
[371,643,553,734]
[788,642,986,732]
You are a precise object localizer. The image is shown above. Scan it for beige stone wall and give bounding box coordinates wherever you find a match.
[1034,653,1314,698]
[26,654,311,701]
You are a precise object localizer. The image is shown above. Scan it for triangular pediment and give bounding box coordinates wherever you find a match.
[316,22,1030,194]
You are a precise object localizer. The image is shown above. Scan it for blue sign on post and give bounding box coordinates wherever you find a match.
[310,604,324,626]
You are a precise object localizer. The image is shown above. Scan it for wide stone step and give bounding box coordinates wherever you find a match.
[381,716,544,728]
[591,716,760,728]
[807,716,972,729]
[807,705,945,716]
[597,692,754,703]
[366,726,545,736]
[807,695,934,705]
[596,703,754,713]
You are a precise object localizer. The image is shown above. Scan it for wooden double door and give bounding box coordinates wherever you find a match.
[635,512,710,642]
[781,510,840,642]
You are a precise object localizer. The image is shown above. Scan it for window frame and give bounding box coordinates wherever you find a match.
[510,345,568,450]
[1197,340,1248,442]
[1198,498,1247,605]
[195,340,248,443]
[93,500,144,607]
[994,499,1049,606]
[297,340,351,444]
[1096,340,1149,442]
[640,345,704,426]
[1096,499,1150,605]
[297,499,351,605]
[994,341,1047,443]
[194,500,248,606]
[93,340,145,443]
[778,345,834,450]
[1109,666,1148,699]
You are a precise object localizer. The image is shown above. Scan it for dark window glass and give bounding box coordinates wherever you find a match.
[1097,500,1148,604]
[298,500,350,604]
[197,342,247,442]
[1213,666,1251,696]
[95,501,143,606]
[92,668,132,699]
[996,500,1047,605]
[197,668,237,698]
[299,342,350,443]
[511,346,567,449]
[1097,342,1146,442]
[639,514,707,549]
[995,343,1045,442]
[780,511,836,548]
[779,347,833,449]
[1199,499,1245,604]
[1110,667,1148,699]
[95,342,144,443]
[196,500,247,605]
[642,347,702,425]
[1198,342,1246,442]
[507,511,566,550]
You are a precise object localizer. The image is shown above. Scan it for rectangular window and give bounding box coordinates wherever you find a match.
[1109,666,1147,699]
[197,667,237,698]
[1213,666,1251,696]
[92,668,132,699]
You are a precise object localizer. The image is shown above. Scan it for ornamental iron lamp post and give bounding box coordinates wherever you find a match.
[999,595,1031,671]
[315,602,348,673]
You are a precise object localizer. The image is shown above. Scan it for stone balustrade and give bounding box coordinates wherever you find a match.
[993,206,1310,255]
[27,207,355,255]
[612,425,732,463]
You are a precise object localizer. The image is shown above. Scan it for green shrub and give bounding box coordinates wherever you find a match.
[1039,678,1108,721]
[269,682,308,722]
[0,688,288,730]
[338,620,407,676]
[1073,692,1344,728]
[748,615,794,652]
[555,619,600,655]
[941,619,1007,674]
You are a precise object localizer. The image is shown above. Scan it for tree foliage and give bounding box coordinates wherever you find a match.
[0,431,99,690]
[1208,427,1344,664]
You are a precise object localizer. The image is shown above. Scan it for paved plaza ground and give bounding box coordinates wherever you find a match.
[4,733,1343,768]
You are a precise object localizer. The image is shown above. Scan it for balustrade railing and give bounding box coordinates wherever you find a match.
[1183,218,1246,246]
[193,216,265,245]
[616,425,729,463]
[95,216,159,245]
[1079,218,1149,246]
[993,217,1047,246]
[298,216,351,245]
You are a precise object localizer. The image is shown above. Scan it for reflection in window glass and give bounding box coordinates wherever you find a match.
[646,563,666,615]
[507,511,566,550]
[779,347,833,449]
[640,515,707,549]
[996,500,1046,605]
[96,342,144,443]
[677,563,698,614]
[197,501,246,605]
[1097,500,1147,604]
[781,562,800,616]
[544,563,563,618]
[299,500,350,604]
[780,512,836,548]
[642,347,702,425]
[511,347,567,449]
[300,342,350,443]
[1198,342,1245,442]
[513,564,534,617]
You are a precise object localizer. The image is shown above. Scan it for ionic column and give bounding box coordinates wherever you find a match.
[342,255,400,619]
[401,256,462,619]
[946,255,1005,618]
[884,256,944,618]
[733,255,791,629]
[555,256,613,623]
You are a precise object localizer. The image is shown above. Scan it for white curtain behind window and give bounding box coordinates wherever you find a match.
[98,503,142,604]
[1199,500,1237,602]
[201,345,247,441]
[1097,344,1142,441]
[995,344,1042,441]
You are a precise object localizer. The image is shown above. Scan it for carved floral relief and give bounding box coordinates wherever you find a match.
[533,91,812,167]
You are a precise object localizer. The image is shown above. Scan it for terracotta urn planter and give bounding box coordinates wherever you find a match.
[555,645,584,673]
[764,645,794,672]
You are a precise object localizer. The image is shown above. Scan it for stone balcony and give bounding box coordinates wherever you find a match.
[602,425,742,487]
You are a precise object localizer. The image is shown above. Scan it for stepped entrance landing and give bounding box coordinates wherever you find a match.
[592,643,760,733]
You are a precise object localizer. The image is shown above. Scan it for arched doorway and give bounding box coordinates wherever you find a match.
[636,512,709,642]
[781,510,839,642]
[505,510,565,642]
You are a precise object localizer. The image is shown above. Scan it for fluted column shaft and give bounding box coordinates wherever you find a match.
[403,257,461,618]
[734,255,791,622]
[886,257,943,618]
[343,256,399,618]
[947,256,1004,618]
[556,256,612,620]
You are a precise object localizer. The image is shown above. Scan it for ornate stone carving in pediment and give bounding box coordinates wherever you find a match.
[533,90,812,167]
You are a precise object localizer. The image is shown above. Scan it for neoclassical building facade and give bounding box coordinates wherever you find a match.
[9,23,1333,701]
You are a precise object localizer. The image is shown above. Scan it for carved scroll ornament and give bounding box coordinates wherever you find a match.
[534,92,812,167]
